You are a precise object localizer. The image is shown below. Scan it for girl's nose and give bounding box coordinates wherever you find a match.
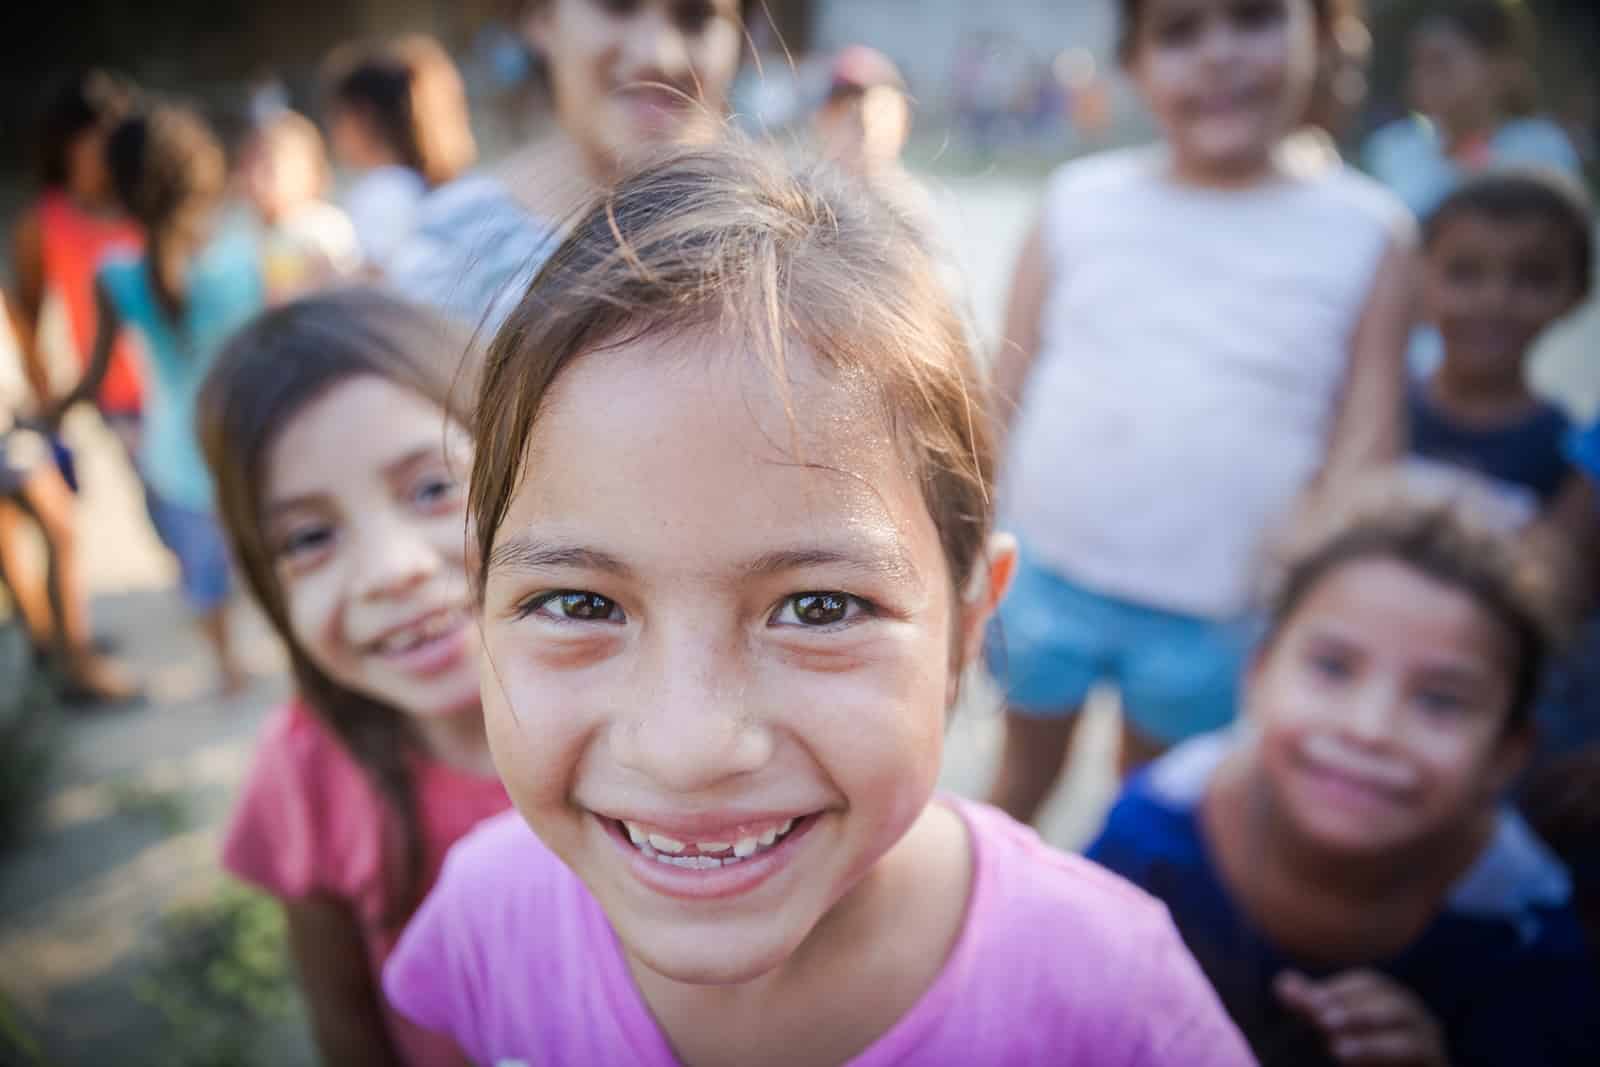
[621,8,693,83]
[351,515,437,601]
[1342,679,1400,746]
[610,629,773,794]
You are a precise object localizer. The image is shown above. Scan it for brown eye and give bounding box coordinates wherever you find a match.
[772,592,872,629]
[519,591,624,623]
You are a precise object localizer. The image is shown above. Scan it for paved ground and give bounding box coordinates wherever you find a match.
[2,163,1594,1065]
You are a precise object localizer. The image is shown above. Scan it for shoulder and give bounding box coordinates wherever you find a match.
[1045,145,1161,201]
[1447,807,1575,938]
[1310,164,1417,245]
[955,799,1253,1064]
[1086,734,1223,881]
[1362,117,1432,169]
[1495,119,1582,170]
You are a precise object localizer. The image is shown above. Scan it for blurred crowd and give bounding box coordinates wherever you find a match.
[3,1,1599,1065]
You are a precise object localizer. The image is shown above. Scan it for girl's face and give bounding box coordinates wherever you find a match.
[1247,558,1529,858]
[479,333,999,985]
[1129,0,1318,177]
[526,0,742,175]
[1407,22,1496,132]
[265,375,480,721]
[244,138,322,225]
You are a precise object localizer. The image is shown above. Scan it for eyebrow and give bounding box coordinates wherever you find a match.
[265,445,442,518]
[487,538,920,585]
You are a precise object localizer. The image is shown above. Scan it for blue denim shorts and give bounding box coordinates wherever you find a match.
[985,548,1249,745]
[145,492,232,613]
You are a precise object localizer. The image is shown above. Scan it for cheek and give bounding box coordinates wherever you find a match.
[283,570,350,676]
[689,25,742,96]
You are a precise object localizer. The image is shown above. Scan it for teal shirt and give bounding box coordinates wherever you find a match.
[99,226,263,511]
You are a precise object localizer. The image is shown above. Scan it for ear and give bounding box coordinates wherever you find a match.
[957,532,1017,671]
[1483,720,1536,799]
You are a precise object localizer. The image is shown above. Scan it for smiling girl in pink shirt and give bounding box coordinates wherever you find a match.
[381,142,1253,1067]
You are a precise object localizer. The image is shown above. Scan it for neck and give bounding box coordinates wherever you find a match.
[1428,364,1537,424]
[1168,146,1281,191]
[413,705,495,776]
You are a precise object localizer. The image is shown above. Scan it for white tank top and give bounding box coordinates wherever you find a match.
[1003,146,1410,619]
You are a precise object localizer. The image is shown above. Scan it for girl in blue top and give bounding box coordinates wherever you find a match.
[80,105,264,694]
[1089,479,1598,1067]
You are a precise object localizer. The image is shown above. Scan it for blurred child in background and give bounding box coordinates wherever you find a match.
[328,34,546,331]
[1407,169,1595,566]
[205,290,508,1066]
[813,46,933,227]
[1089,481,1599,1066]
[500,0,750,222]
[241,109,359,301]
[8,69,145,450]
[1364,0,1581,218]
[83,104,263,695]
[986,0,1415,823]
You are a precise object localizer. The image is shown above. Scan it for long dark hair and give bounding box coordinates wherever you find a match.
[105,104,226,321]
[198,287,479,925]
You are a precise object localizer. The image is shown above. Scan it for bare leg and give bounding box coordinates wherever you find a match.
[19,469,138,701]
[0,498,54,646]
[1117,718,1170,779]
[199,605,247,696]
[987,708,1082,826]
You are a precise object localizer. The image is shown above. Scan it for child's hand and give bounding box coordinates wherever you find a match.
[1274,969,1448,1066]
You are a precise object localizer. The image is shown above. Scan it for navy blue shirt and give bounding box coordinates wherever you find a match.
[1409,386,1574,507]
[1088,735,1600,1067]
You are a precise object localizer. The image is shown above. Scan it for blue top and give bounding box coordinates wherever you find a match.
[1087,734,1600,1067]
[1569,421,1600,486]
[99,224,263,510]
[1363,116,1581,219]
[1408,385,1574,507]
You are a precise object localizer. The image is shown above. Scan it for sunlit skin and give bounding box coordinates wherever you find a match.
[815,87,912,177]
[244,136,324,227]
[478,331,1013,1058]
[264,377,484,735]
[1239,558,1529,864]
[1424,213,1583,419]
[524,0,743,181]
[1128,0,1319,185]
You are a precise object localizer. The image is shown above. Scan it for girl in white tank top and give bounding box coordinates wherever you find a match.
[987,0,1418,823]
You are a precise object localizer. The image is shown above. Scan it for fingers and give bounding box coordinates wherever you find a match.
[1273,970,1447,1066]
[1329,1030,1438,1065]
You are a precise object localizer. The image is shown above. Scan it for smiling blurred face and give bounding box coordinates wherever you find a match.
[1425,211,1582,392]
[1248,558,1527,857]
[1130,0,1318,178]
[528,0,742,176]
[265,376,480,720]
[478,332,962,985]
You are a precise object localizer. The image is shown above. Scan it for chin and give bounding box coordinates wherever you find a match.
[620,917,801,987]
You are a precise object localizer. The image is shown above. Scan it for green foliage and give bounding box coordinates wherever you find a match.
[0,623,61,853]
[133,886,302,1067]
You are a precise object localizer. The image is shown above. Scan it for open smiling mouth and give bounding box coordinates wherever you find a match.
[603,815,817,870]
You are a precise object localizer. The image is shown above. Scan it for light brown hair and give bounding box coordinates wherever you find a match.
[198,287,478,925]
[470,140,995,638]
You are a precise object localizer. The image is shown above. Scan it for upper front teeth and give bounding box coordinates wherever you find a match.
[622,818,799,866]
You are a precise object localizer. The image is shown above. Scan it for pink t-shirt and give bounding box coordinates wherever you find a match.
[383,796,1255,1066]
[222,701,509,1066]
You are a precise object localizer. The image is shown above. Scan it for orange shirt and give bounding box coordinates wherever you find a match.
[37,190,145,414]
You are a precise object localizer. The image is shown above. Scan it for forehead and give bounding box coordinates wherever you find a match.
[502,331,938,576]
[1429,209,1575,260]
[267,376,464,498]
[1289,558,1516,666]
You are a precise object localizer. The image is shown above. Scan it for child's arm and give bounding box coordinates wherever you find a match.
[990,216,1049,451]
[9,207,55,408]
[283,894,409,1067]
[1275,969,1448,1066]
[1317,236,1419,491]
[46,279,119,426]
